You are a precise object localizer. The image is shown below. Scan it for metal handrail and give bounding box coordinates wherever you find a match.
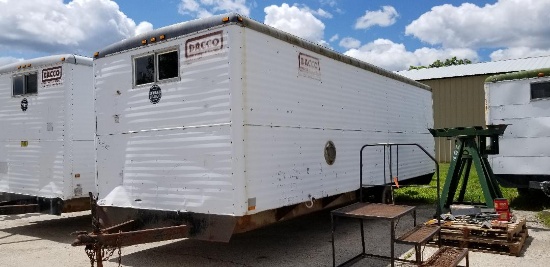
[359,143,441,217]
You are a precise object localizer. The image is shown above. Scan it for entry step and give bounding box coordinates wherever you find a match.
[396,224,440,245]
[420,246,469,267]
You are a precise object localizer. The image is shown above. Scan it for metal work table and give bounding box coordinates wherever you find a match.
[331,202,416,267]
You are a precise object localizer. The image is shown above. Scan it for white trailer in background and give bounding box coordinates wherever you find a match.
[87,13,434,242]
[485,69,550,195]
[0,55,94,215]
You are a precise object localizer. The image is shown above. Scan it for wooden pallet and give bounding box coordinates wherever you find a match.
[430,218,528,256]
[441,218,526,240]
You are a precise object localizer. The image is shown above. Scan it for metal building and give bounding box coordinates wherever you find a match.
[397,55,550,162]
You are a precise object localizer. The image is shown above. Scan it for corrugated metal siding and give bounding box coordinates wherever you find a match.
[96,127,234,214]
[0,63,67,198]
[397,55,550,80]
[486,77,550,175]
[241,28,434,213]
[95,29,236,214]
[95,40,231,136]
[95,25,435,216]
[0,58,95,200]
[422,75,489,162]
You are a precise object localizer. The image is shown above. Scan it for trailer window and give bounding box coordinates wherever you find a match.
[12,72,37,96]
[158,51,178,80]
[134,49,179,87]
[531,81,550,100]
[135,55,155,86]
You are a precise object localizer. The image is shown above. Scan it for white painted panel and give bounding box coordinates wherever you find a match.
[486,77,550,177]
[243,126,434,213]
[95,30,231,136]
[497,137,550,157]
[485,79,533,106]
[71,140,95,198]
[491,117,550,138]
[69,64,95,140]
[0,140,64,198]
[491,156,550,175]
[487,102,550,120]
[96,126,235,215]
[240,28,434,214]
[0,59,95,201]
[0,65,66,141]
[242,29,432,134]
[95,25,434,216]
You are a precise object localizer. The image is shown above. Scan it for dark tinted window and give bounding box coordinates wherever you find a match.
[158,51,178,80]
[531,81,550,100]
[13,75,24,95]
[135,55,155,85]
[26,73,38,94]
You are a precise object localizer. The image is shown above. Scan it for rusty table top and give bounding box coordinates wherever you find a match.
[331,202,415,220]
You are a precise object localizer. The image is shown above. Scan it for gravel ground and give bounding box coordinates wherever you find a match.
[0,204,549,267]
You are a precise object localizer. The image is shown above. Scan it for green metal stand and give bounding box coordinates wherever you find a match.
[429,125,507,211]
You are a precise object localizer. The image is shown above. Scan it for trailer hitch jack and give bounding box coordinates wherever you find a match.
[72,193,190,267]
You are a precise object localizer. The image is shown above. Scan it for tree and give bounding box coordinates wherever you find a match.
[409,56,472,70]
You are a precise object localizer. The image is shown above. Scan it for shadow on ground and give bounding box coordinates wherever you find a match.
[0,213,91,244]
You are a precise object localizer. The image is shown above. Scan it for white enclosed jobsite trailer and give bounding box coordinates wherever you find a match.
[485,69,550,195]
[0,55,94,215]
[90,13,435,241]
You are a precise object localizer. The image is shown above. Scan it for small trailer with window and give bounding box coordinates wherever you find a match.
[0,55,94,215]
[485,69,550,196]
[74,13,435,255]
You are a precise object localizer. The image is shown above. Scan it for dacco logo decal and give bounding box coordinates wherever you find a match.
[42,66,62,82]
[185,31,223,59]
[298,53,321,80]
[149,84,162,104]
[21,98,28,112]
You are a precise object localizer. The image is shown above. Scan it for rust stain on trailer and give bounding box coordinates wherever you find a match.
[234,192,356,233]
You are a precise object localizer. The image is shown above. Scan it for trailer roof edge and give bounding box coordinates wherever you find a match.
[95,13,431,92]
[0,54,92,74]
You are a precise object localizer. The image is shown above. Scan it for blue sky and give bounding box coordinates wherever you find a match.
[1,0,549,71]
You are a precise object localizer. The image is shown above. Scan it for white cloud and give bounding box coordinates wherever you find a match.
[343,39,478,71]
[339,37,361,49]
[344,39,417,71]
[406,0,550,51]
[413,47,479,66]
[320,0,338,8]
[355,6,398,30]
[0,0,153,57]
[313,8,333,19]
[329,34,339,42]
[314,8,332,19]
[317,40,333,50]
[0,56,23,66]
[490,47,550,61]
[296,5,333,19]
[135,21,154,36]
[178,0,250,18]
[264,3,325,44]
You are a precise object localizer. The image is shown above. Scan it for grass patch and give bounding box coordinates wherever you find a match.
[538,211,550,228]
[393,163,550,210]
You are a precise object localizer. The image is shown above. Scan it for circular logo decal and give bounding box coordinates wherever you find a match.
[21,98,28,111]
[149,85,162,104]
